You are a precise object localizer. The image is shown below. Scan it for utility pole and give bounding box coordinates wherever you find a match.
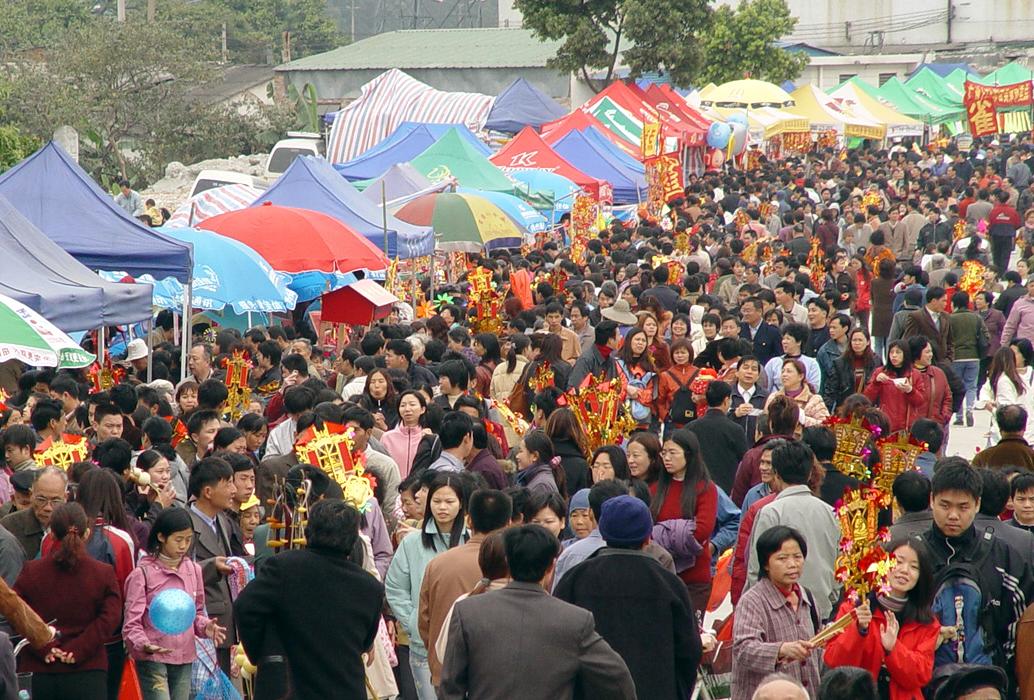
[117,0,126,22]
[221,22,228,64]
[147,0,156,22]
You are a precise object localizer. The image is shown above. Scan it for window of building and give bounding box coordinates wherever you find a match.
[838,73,857,84]
[878,72,897,86]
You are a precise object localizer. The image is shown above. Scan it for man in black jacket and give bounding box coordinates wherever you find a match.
[555,495,701,700]
[919,459,1034,690]
[687,381,747,494]
[235,499,383,700]
[568,321,621,389]
[739,297,781,366]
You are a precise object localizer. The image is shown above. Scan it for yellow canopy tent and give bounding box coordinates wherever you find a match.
[702,105,809,140]
[789,84,886,140]
[828,82,923,138]
[701,79,795,109]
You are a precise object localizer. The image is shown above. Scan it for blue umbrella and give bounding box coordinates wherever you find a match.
[507,170,582,223]
[154,227,299,314]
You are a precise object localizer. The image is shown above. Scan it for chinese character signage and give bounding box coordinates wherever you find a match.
[964,80,1033,138]
[641,121,661,159]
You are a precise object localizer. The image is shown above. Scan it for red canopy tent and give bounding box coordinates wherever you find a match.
[540,110,642,160]
[490,127,612,202]
[582,80,662,128]
[320,278,398,325]
[643,85,709,146]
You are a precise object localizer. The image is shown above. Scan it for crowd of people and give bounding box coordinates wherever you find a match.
[1,139,1034,700]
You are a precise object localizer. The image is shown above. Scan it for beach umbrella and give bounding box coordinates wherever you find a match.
[701,79,795,109]
[198,202,388,274]
[507,170,582,222]
[394,192,526,252]
[457,188,549,235]
[0,293,95,368]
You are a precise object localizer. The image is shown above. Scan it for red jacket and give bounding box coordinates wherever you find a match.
[916,365,952,425]
[730,492,776,604]
[730,433,794,506]
[655,363,700,424]
[650,479,718,585]
[823,599,939,700]
[14,555,122,674]
[862,367,928,435]
[988,202,1021,238]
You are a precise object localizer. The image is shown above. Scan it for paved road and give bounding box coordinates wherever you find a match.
[944,409,996,460]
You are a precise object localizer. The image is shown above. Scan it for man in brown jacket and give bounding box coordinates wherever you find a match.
[418,489,511,686]
[902,286,954,363]
[973,405,1034,472]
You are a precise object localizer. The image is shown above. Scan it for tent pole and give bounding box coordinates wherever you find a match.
[180,284,191,382]
[146,315,153,383]
[247,311,253,330]
[98,326,105,367]
[381,181,389,258]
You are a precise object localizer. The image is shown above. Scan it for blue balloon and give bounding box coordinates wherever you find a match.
[148,588,196,635]
[707,122,732,150]
[727,112,749,128]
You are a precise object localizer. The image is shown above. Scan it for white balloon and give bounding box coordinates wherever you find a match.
[730,123,748,156]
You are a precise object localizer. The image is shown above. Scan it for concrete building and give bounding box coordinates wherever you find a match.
[275,28,567,103]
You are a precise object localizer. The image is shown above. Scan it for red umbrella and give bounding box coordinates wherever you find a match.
[198,202,389,274]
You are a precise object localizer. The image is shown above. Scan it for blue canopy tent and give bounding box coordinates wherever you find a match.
[252,156,434,259]
[0,195,153,332]
[508,170,581,224]
[550,130,646,205]
[484,78,567,134]
[334,122,491,182]
[580,126,645,174]
[0,142,193,283]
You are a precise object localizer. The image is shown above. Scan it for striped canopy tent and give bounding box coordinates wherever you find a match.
[326,69,494,164]
[166,184,264,228]
[828,82,924,138]
[788,84,886,140]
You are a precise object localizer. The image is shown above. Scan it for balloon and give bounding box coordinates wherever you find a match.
[730,123,748,156]
[148,589,196,635]
[706,122,731,150]
[727,112,749,128]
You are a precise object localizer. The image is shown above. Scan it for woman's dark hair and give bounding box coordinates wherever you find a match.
[877,257,896,279]
[422,472,470,551]
[1012,338,1034,368]
[50,502,89,571]
[505,334,530,374]
[880,537,936,625]
[521,489,566,526]
[590,445,631,483]
[756,525,808,579]
[650,429,711,520]
[846,327,875,363]
[145,506,194,555]
[213,427,244,450]
[475,333,501,365]
[537,334,565,366]
[617,328,655,372]
[544,408,589,461]
[885,340,913,376]
[818,666,878,700]
[362,368,397,403]
[397,389,428,421]
[521,429,566,497]
[627,431,663,483]
[989,346,1026,398]
[137,449,165,472]
[237,412,268,434]
[475,529,509,584]
[77,468,134,541]
[780,357,814,393]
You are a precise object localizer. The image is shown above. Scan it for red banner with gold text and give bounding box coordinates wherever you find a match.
[964,80,1033,137]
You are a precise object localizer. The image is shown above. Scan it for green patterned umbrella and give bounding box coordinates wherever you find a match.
[0,293,95,368]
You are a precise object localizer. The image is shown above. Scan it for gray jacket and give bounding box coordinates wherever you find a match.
[439,581,636,700]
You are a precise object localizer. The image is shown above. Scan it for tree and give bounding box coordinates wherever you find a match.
[515,0,712,92]
[696,0,808,86]
[0,0,94,54]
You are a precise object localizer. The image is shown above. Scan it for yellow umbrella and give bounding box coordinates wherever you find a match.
[701,79,795,109]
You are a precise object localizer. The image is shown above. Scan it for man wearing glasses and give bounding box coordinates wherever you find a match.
[0,467,67,559]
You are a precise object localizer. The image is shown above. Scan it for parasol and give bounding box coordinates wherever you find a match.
[0,293,95,368]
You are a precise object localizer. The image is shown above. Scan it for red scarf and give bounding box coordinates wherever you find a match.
[596,344,614,360]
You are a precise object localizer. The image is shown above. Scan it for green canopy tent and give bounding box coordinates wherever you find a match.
[944,69,969,93]
[877,77,966,133]
[976,61,1033,86]
[906,67,964,108]
[409,128,518,196]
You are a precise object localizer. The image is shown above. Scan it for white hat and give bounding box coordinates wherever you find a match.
[125,338,148,362]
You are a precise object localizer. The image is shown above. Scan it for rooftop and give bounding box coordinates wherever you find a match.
[190,64,275,105]
[276,28,563,72]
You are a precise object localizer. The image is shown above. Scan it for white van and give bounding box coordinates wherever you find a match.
[188,170,260,199]
[264,133,324,179]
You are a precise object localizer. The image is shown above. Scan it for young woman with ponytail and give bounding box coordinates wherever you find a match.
[515,429,567,499]
[14,501,123,700]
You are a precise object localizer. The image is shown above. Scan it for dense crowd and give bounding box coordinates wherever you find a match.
[1,139,1034,700]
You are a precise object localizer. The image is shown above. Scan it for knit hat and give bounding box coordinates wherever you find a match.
[598,495,652,547]
[568,489,591,517]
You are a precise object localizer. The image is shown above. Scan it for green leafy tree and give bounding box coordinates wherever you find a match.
[515,0,712,91]
[0,0,94,53]
[696,0,808,86]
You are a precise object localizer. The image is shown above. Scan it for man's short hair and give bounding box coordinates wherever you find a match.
[305,499,361,554]
[930,458,982,500]
[997,404,1028,434]
[588,479,627,521]
[892,471,931,513]
[439,411,474,450]
[281,354,309,376]
[925,286,946,303]
[29,398,64,433]
[49,375,80,399]
[141,416,173,446]
[467,489,513,533]
[186,409,221,438]
[594,320,619,346]
[705,380,732,407]
[197,379,228,410]
[801,426,836,462]
[385,338,414,362]
[93,401,122,425]
[257,340,282,367]
[1010,473,1034,499]
[1,424,36,451]
[94,438,133,474]
[283,386,317,415]
[342,405,375,432]
[771,440,814,486]
[910,418,944,454]
[187,456,233,498]
[438,360,469,391]
[503,524,561,583]
[977,468,1011,516]
[109,383,138,414]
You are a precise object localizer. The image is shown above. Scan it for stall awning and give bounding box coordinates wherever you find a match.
[320,279,399,326]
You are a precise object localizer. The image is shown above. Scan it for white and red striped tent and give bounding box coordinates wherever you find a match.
[166,183,263,229]
[326,69,495,164]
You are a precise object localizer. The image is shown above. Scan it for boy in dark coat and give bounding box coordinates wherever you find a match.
[554,496,702,700]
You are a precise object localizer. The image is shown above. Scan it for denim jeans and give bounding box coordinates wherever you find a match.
[952,360,979,413]
[873,336,887,365]
[409,651,437,700]
[136,661,193,700]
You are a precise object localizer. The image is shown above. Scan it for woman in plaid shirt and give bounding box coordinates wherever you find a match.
[732,526,823,700]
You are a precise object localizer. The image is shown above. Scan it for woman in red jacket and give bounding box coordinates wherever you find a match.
[863,340,928,435]
[14,502,123,700]
[649,428,718,613]
[824,538,940,700]
[907,336,954,430]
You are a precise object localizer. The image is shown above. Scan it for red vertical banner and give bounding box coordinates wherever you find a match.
[964,80,1033,137]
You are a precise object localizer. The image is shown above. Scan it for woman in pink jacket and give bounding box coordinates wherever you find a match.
[122,507,226,700]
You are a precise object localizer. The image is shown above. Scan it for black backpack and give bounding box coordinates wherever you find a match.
[409,434,442,477]
[667,368,698,427]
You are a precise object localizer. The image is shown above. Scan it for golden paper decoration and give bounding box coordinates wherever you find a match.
[834,486,894,601]
[33,434,89,470]
[294,423,375,513]
[826,415,877,481]
[222,349,252,424]
[873,433,926,493]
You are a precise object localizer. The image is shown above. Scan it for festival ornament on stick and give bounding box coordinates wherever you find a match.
[87,357,126,394]
[221,349,252,424]
[294,422,376,514]
[566,374,635,453]
[33,434,89,470]
[825,414,879,481]
[873,432,926,494]
[466,266,505,335]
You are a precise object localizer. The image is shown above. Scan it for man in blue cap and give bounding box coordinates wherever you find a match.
[554,495,702,700]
